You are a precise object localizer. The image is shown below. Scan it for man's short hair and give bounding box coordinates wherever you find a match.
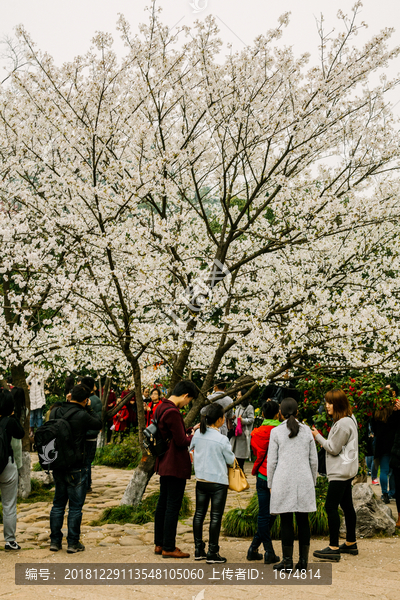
[171,380,199,400]
[81,376,96,392]
[71,384,91,403]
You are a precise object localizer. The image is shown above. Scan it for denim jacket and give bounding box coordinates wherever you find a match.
[190,427,236,485]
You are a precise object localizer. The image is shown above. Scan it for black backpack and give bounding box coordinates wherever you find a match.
[34,405,80,471]
[143,404,176,457]
[0,417,10,475]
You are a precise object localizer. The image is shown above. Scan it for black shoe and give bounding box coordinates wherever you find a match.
[67,541,85,554]
[264,552,280,564]
[313,546,340,561]
[339,542,358,555]
[382,493,390,504]
[86,487,93,494]
[50,542,62,552]
[273,545,293,571]
[5,541,21,551]
[295,545,309,571]
[247,544,263,561]
[206,552,227,564]
[195,543,207,561]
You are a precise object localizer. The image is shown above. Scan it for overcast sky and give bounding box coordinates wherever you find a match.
[1,0,400,107]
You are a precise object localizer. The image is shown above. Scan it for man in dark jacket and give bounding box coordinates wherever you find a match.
[154,380,198,559]
[49,384,102,553]
[81,376,102,493]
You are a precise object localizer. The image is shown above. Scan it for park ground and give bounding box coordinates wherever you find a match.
[0,457,399,600]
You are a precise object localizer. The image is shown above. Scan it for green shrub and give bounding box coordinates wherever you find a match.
[90,491,192,526]
[93,433,142,469]
[222,477,329,538]
[18,479,55,504]
[32,462,43,472]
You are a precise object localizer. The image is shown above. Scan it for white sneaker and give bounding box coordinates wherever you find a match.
[5,541,21,551]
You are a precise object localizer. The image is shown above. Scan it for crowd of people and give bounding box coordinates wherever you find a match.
[0,374,399,569]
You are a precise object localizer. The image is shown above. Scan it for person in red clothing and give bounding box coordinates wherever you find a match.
[113,404,130,436]
[154,380,199,559]
[148,388,163,425]
[104,388,117,444]
[247,400,281,564]
[121,389,137,432]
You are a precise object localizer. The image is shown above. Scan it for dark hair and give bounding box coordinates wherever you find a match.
[65,376,75,396]
[71,384,91,403]
[390,383,399,396]
[150,388,162,399]
[215,381,227,390]
[0,389,15,417]
[81,376,96,392]
[325,389,352,422]
[280,397,299,438]
[171,380,199,400]
[241,397,250,408]
[200,403,224,434]
[262,400,280,420]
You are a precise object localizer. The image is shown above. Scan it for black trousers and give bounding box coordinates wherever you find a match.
[280,512,310,547]
[237,458,245,470]
[154,476,186,552]
[85,441,97,488]
[193,481,228,554]
[392,467,400,514]
[325,478,356,547]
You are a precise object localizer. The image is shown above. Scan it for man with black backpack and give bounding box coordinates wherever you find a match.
[47,385,102,553]
[153,380,198,559]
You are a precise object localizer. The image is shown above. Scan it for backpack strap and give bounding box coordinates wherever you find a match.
[53,404,81,421]
[152,403,176,426]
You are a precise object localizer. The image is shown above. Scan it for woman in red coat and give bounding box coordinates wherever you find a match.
[247,400,280,564]
[113,404,130,435]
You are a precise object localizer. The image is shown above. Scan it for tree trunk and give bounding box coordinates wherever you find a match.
[11,364,31,498]
[120,454,155,506]
[98,376,111,447]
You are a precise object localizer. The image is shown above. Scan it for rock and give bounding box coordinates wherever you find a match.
[85,532,105,540]
[101,535,120,544]
[38,533,50,541]
[31,471,54,485]
[119,537,143,547]
[17,452,32,499]
[339,483,396,538]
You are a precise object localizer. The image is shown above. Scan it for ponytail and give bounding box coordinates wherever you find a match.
[286,414,300,438]
[280,397,300,438]
[200,403,224,434]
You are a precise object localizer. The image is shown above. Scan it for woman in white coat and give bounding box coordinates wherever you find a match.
[267,398,318,572]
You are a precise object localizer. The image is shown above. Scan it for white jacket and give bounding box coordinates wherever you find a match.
[27,374,46,410]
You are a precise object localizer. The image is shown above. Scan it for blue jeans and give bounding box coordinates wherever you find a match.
[366,456,378,480]
[379,454,396,497]
[50,467,88,546]
[251,476,276,555]
[30,408,43,428]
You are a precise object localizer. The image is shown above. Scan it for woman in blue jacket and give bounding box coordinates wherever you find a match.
[190,403,235,564]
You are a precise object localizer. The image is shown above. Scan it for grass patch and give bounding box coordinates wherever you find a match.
[93,433,142,469]
[222,477,329,538]
[32,462,43,472]
[90,491,192,526]
[17,478,55,504]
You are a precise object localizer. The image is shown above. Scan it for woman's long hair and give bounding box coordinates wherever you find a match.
[280,397,299,438]
[200,403,224,434]
[325,389,352,422]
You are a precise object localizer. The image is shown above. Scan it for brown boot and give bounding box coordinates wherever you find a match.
[162,547,190,559]
[154,546,162,555]
[396,516,400,528]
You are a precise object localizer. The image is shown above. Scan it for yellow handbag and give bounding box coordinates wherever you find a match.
[228,459,250,492]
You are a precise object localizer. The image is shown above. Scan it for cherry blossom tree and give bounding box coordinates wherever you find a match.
[2,2,400,504]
